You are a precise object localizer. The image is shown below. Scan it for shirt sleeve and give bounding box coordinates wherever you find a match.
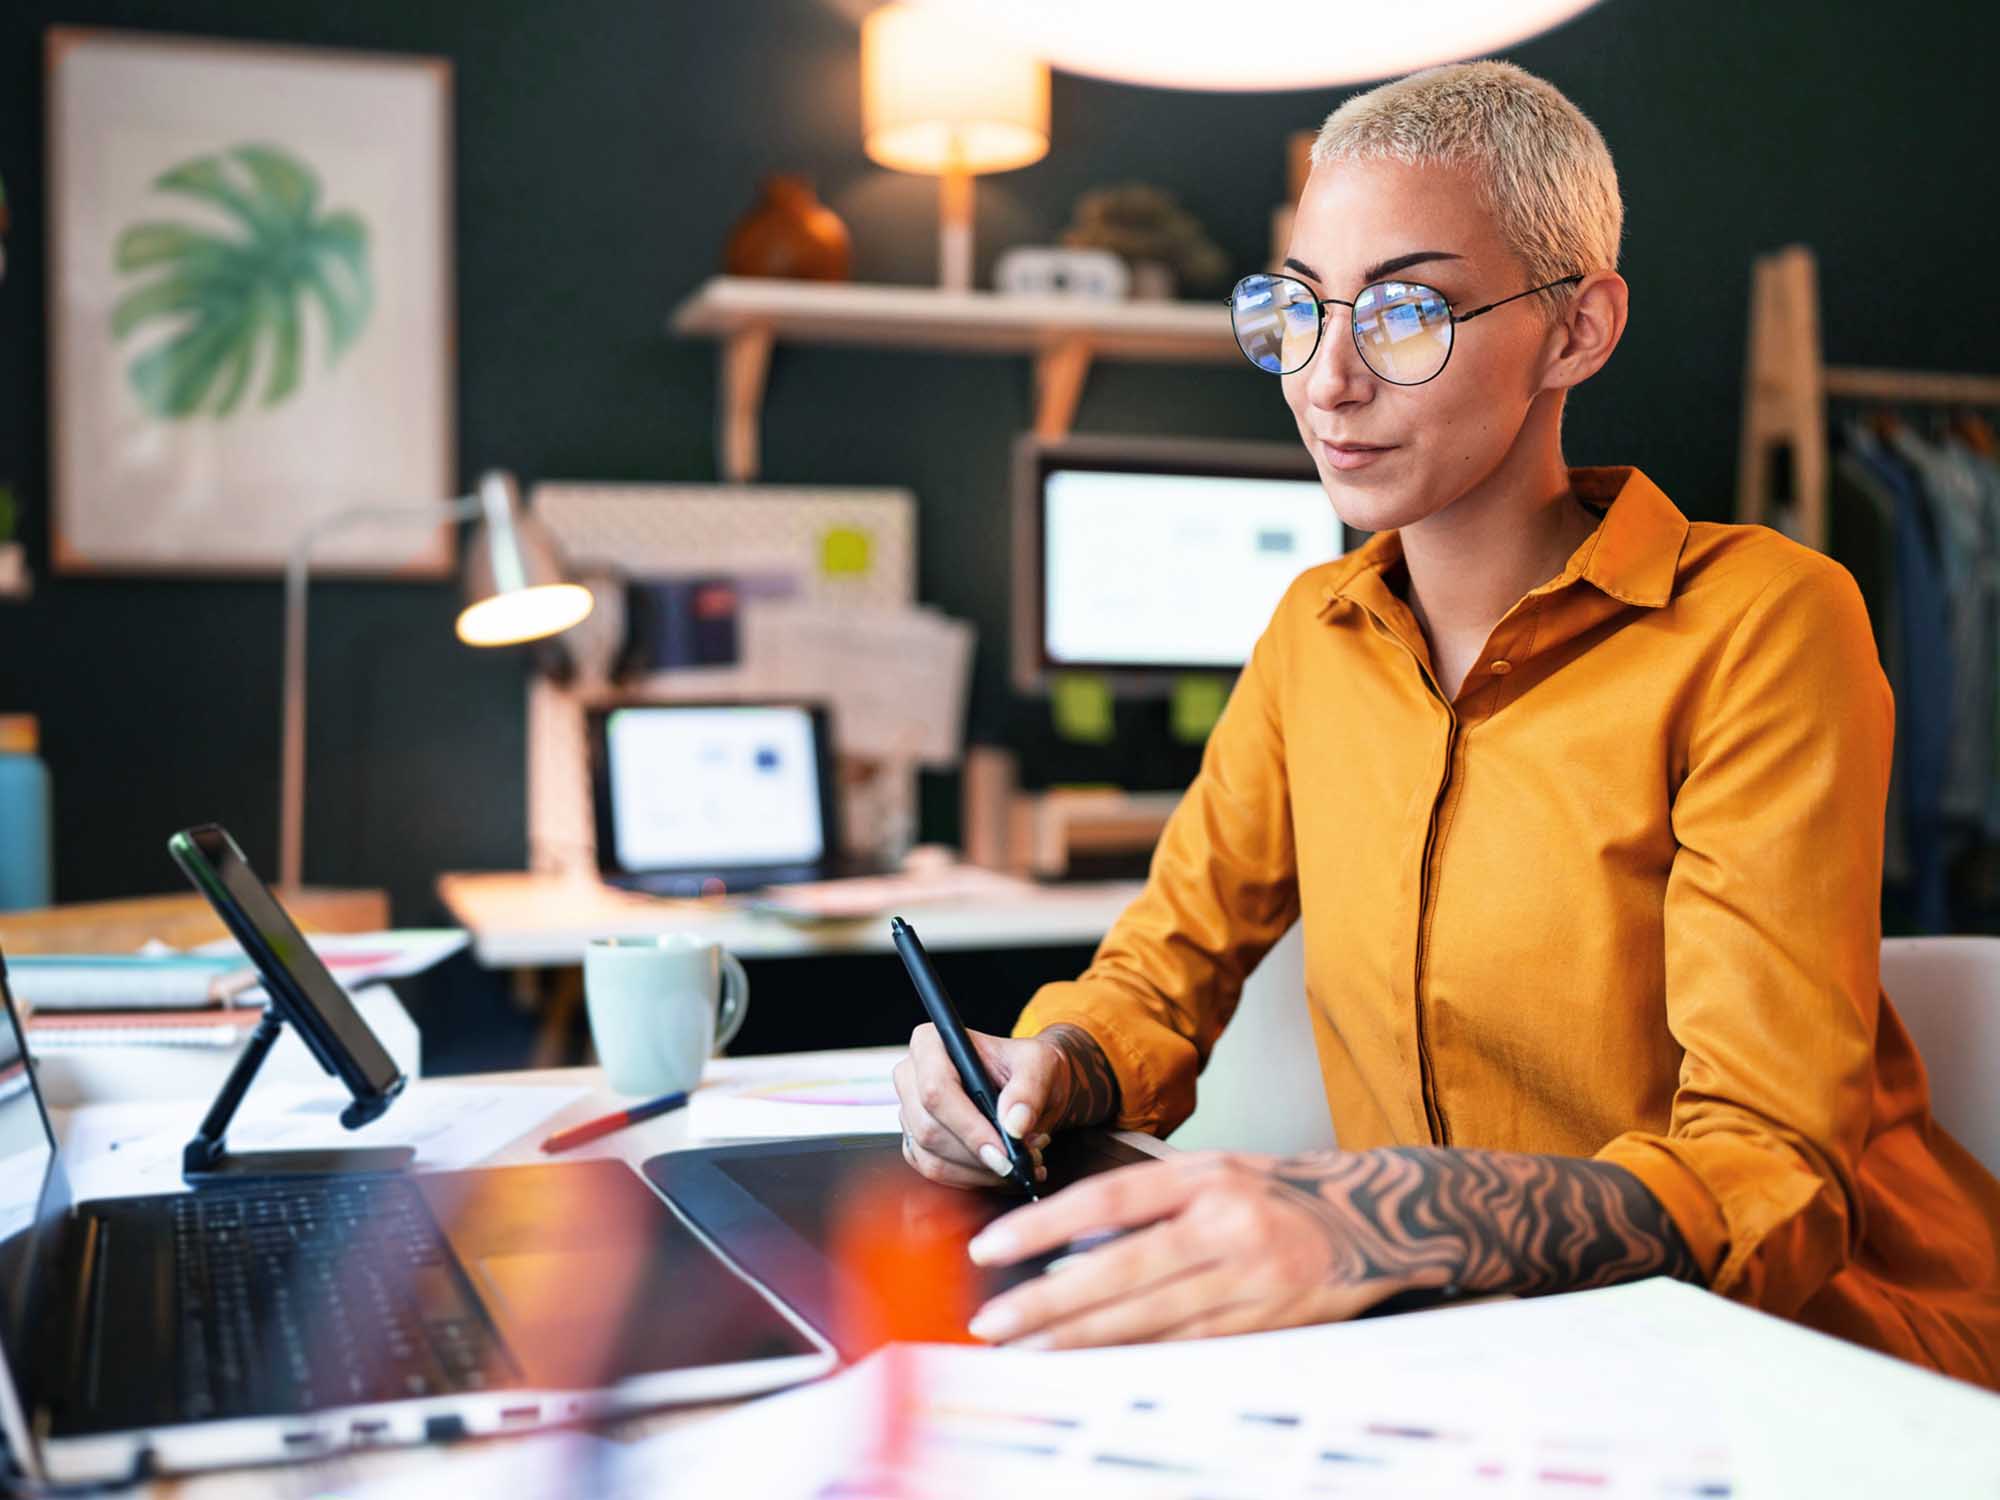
[1013,587,1305,1136]
[1595,554,1894,1314]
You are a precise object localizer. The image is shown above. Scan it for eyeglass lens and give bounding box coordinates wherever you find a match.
[1230,273,1456,384]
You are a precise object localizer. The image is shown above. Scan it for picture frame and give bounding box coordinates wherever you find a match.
[46,28,455,577]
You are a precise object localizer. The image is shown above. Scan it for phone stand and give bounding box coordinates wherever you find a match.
[182,1010,413,1184]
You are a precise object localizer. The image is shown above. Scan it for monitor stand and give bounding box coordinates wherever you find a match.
[182,1010,414,1185]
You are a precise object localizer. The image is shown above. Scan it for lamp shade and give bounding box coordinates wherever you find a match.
[455,471,594,647]
[862,2,1049,176]
[934,0,1606,92]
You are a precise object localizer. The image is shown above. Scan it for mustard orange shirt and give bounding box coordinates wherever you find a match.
[1017,466,2000,1386]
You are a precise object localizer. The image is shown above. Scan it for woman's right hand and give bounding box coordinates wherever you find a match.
[892,1022,1121,1189]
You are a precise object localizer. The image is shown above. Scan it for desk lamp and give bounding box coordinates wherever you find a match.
[280,470,592,891]
[861,1,1049,292]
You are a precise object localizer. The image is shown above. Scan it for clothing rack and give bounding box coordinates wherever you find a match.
[1735,244,2000,552]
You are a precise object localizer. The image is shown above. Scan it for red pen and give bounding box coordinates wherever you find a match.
[539,1089,691,1154]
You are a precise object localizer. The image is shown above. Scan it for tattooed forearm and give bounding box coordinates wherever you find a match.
[1039,1024,1122,1131]
[1268,1148,1703,1299]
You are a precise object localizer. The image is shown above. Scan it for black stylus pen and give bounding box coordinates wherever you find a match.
[890,915,1040,1198]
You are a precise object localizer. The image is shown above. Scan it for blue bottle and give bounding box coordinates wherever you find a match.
[0,715,52,911]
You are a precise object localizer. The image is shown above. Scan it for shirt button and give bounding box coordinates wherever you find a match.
[1488,659,1513,676]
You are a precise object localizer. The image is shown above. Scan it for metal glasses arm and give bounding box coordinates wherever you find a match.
[1452,273,1586,323]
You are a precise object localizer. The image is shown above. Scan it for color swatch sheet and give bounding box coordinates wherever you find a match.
[340,1278,2000,1499]
[688,1047,903,1139]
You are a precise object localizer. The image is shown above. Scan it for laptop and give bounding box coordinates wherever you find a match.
[588,701,888,896]
[0,945,835,1485]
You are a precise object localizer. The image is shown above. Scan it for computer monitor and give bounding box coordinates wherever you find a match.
[1011,435,1344,693]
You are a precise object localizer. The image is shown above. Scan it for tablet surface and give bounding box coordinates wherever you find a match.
[646,1133,1153,1359]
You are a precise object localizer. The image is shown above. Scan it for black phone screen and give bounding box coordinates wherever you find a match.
[169,825,403,1101]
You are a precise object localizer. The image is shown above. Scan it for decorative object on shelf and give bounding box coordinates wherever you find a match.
[861,2,1049,292]
[1062,184,1228,300]
[723,175,852,282]
[281,471,593,890]
[46,29,452,576]
[993,247,1128,300]
[932,0,1605,91]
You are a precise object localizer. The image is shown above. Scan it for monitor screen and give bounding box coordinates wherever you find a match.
[603,704,826,872]
[1040,465,1342,672]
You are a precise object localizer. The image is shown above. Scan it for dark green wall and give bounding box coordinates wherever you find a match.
[1,0,1995,921]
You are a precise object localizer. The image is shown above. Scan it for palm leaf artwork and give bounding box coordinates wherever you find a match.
[111,144,372,419]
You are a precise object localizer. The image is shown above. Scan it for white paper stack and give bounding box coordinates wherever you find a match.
[687,1048,904,1140]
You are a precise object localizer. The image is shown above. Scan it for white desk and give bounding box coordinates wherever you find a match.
[65,1054,2000,1498]
[436,871,1143,968]
[106,1049,1162,1497]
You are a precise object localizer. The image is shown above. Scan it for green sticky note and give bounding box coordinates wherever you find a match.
[0,485,14,544]
[820,526,873,577]
[1171,675,1228,743]
[1051,672,1115,745]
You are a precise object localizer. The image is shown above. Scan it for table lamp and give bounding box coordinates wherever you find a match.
[861,1,1049,292]
[280,470,592,891]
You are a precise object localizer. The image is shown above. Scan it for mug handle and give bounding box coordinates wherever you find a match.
[713,950,750,1053]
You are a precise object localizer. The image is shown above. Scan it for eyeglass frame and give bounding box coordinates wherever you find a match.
[1227,270,1587,386]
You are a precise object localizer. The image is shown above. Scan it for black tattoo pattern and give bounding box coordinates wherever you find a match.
[1040,1023,1122,1131]
[1267,1147,1702,1299]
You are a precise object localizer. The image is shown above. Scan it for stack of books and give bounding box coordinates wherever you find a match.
[10,955,267,1051]
[8,932,463,1105]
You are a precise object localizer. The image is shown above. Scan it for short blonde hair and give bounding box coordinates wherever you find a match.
[1311,61,1621,313]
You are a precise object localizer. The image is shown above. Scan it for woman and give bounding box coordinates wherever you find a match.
[892,60,2000,1385]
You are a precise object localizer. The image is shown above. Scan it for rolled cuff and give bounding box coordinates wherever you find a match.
[1014,979,1198,1137]
[1595,1132,1731,1287]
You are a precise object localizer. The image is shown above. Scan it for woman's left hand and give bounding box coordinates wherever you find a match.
[963,1150,1448,1348]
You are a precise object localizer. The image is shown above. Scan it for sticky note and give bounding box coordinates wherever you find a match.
[820,526,873,577]
[1050,673,1115,744]
[1171,675,1228,743]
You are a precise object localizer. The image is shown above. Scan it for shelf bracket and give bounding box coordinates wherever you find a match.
[1033,337,1093,440]
[718,324,775,482]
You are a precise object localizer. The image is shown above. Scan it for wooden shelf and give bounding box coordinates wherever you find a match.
[669,276,1241,480]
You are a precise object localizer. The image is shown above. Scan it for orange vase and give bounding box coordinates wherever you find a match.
[724,175,852,281]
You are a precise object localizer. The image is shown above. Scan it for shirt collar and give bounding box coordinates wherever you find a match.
[1317,466,1690,615]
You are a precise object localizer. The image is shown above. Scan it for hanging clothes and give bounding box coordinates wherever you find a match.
[1845,424,1955,932]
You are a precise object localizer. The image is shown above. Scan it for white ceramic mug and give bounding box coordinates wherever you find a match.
[583,936,749,1097]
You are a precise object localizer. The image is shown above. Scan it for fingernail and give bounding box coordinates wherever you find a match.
[1035,1163,1047,1181]
[967,1303,1018,1342]
[978,1145,1012,1179]
[1029,1133,1052,1150]
[967,1225,1018,1264]
[1003,1103,1033,1138]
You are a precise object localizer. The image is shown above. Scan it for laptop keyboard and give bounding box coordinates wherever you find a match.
[169,1176,511,1422]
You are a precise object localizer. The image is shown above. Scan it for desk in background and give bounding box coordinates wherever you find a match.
[436,870,1144,1065]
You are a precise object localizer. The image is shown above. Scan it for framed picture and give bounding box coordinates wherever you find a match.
[46,28,454,577]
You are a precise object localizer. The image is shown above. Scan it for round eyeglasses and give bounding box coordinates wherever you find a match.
[1228,270,1585,385]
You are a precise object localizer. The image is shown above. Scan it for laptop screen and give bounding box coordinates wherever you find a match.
[599,704,827,873]
[0,952,67,1477]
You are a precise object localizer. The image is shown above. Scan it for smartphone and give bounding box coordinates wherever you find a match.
[167,824,405,1124]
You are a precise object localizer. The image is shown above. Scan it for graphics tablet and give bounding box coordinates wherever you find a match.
[644,1133,1155,1360]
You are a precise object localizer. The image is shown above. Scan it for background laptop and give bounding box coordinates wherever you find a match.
[589,701,886,896]
[0,943,833,1485]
